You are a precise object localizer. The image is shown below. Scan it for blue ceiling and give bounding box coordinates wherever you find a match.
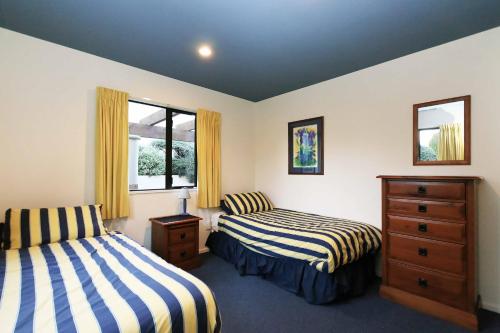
[1,1,500,102]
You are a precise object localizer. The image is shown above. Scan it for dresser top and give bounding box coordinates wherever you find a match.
[377,175,482,181]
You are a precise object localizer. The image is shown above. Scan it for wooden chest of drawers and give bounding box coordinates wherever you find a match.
[377,176,481,330]
[150,214,201,270]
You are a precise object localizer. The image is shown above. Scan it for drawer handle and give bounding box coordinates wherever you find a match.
[418,247,428,257]
[180,233,186,239]
[418,277,428,288]
[417,186,427,194]
[180,250,187,257]
[418,204,427,213]
[418,223,427,232]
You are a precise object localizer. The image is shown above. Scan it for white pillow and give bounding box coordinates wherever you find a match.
[210,211,226,232]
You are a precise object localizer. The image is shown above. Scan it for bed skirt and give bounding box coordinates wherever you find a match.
[206,231,377,304]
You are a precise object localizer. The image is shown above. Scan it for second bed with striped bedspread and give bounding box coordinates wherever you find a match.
[218,208,381,273]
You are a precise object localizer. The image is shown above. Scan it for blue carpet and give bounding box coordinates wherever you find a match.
[191,254,500,333]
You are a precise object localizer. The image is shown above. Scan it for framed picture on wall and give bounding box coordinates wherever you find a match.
[288,116,324,175]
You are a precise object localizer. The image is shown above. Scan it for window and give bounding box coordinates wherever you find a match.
[418,127,440,161]
[128,100,196,191]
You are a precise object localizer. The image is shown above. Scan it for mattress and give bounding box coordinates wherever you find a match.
[0,232,220,333]
[218,208,381,273]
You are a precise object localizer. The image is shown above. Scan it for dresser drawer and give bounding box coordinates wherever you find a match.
[387,215,465,243]
[168,242,196,262]
[168,225,196,245]
[388,261,466,309]
[387,181,466,201]
[388,234,465,274]
[387,198,466,222]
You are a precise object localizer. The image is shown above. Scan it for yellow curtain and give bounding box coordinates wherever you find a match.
[197,109,221,208]
[95,87,130,219]
[437,123,464,161]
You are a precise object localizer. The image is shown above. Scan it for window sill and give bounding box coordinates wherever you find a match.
[129,188,197,195]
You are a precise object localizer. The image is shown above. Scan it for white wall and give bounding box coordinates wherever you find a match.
[253,27,500,312]
[0,28,255,251]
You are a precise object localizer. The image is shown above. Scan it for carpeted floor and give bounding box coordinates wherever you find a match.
[190,254,500,333]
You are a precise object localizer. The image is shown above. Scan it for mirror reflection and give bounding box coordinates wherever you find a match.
[417,100,465,162]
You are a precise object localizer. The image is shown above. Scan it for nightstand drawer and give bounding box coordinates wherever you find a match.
[388,234,465,275]
[168,226,196,245]
[168,243,196,262]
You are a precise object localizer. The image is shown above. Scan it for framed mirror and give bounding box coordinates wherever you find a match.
[413,95,471,165]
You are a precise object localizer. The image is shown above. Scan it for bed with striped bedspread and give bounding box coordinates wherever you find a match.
[218,208,381,274]
[0,232,220,333]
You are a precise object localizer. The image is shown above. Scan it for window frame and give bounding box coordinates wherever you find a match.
[128,99,197,191]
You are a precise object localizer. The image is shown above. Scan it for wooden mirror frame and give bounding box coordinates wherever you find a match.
[413,95,471,166]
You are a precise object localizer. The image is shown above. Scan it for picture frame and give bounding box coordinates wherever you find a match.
[288,116,324,175]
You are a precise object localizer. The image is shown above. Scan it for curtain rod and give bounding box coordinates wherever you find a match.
[130,96,197,113]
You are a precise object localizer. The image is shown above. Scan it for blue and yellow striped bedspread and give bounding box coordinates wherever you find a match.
[218,209,381,273]
[0,233,220,333]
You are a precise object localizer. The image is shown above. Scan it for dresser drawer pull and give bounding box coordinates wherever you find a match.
[180,233,186,239]
[418,204,427,213]
[180,250,187,257]
[418,247,428,257]
[418,277,428,288]
[418,223,427,232]
[417,186,427,194]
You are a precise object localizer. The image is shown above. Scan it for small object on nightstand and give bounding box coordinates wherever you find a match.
[150,214,202,270]
[178,188,191,215]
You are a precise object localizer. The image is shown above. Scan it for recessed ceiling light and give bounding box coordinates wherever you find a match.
[198,45,212,58]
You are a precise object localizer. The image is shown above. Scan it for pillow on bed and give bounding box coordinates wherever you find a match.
[220,200,233,215]
[224,191,274,215]
[3,204,107,250]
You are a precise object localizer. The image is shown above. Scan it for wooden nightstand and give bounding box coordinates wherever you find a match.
[150,214,202,270]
